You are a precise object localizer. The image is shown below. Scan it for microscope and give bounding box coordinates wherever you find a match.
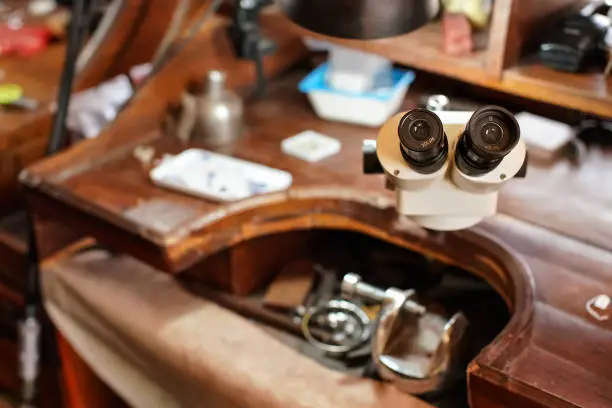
[364,107,528,231]
[303,108,527,395]
[280,0,530,397]
[279,0,528,231]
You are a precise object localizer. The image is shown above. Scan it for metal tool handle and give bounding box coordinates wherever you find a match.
[341,273,426,316]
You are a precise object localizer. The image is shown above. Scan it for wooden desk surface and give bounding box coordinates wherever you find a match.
[19,14,612,408]
[0,43,65,137]
[21,68,612,271]
[24,81,612,406]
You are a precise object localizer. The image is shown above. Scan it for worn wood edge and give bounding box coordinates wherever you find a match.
[25,181,537,371]
[165,196,537,372]
[23,187,172,270]
[468,364,579,408]
[0,0,190,217]
[23,180,536,309]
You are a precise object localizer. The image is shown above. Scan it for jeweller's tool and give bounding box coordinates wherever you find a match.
[341,273,427,316]
[372,288,470,395]
[301,299,371,355]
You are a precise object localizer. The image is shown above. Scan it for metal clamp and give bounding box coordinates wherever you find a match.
[341,273,427,316]
[371,289,469,395]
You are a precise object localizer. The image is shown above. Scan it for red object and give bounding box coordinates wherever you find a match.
[442,12,473,56]
[0,25,52,56]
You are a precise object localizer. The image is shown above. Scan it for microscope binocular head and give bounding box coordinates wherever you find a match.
[366,106,527,231]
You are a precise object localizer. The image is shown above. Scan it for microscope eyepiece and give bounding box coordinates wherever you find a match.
[455,106,520,176]
[398,109,448,174]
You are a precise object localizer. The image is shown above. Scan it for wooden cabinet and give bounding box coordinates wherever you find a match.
[278,0,612,118]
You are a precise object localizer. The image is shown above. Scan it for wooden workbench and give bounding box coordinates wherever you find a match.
[18,12,612,408]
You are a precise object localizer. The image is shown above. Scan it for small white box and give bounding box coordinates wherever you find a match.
[281,131,341,162]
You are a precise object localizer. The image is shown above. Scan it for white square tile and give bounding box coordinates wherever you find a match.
[281,130,341,163]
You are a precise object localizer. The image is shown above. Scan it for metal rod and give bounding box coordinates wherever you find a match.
[46,0,87,155]
[21,1,88,406]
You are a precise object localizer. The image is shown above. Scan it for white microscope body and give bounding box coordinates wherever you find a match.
[373,107,527,231]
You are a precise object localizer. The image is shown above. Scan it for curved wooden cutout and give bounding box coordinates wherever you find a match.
[167,191,536,364]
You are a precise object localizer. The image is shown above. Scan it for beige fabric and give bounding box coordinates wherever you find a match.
[42,251,431,408]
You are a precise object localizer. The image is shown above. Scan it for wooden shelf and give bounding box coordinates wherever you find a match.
[500,61,612,117]
[279,19,494,84]
[280,18,612,117]
[273,0,612,117]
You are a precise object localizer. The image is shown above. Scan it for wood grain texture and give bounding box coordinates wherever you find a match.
[40,201,612,408]
[20,9,612,408]
[501,62,612,118]
[22,69,612,268]
[25,88,612,406]
[0,43,64,214]
[0,2,201,405]
[75,0,183,90]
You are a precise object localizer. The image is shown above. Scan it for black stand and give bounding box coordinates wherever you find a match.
[228,0,277,97]
[21,0,91,406]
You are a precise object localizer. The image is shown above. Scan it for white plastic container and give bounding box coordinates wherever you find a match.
[299,64,415,127]
[328,45,392,93]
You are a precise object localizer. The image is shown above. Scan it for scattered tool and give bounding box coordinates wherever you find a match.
[341,272,470,395]
[341,273,426,316]
[0,84,38,110]
[301,299,372,355]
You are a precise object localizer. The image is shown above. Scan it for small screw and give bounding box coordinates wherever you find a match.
[500,174,506,180]
[393,169,400,176]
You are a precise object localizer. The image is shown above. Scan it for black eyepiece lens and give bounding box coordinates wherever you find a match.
[410,120,431,141]
[482,122,503,144]
[398,109,447,174]
[456,106,519,176]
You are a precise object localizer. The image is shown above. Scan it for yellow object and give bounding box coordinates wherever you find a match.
[442,0,492,28]
[0,84,24,105]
